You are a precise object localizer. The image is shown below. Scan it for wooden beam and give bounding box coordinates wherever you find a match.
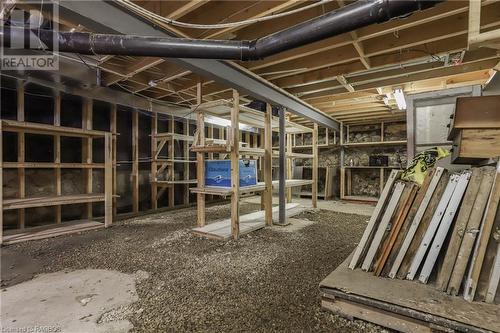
[231,90,240,240]
[168,0,209,20]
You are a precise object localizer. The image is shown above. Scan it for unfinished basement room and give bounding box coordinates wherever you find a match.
[1,0,500,332]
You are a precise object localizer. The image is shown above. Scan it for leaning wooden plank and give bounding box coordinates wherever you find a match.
[374,184,418,276]
[476,205,500,302]
[407,174,460,280]
[485,242,500,303]
[436,167,484,291]
[349,170,401,269]
[463,161,500,301]
[447,167,497,295]
[419,171,471,284]
[385,168,440,278]
[361,181,405,271]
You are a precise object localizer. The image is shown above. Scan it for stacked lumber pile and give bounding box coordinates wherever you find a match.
[349,161,500,304]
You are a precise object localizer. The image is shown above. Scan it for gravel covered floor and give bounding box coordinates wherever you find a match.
[3,202,388,332]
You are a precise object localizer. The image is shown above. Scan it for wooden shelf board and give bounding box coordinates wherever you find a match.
[3,194,105,210]
[152,180,197,185]
[2,220,104,245]
[342,166,402,169]
[2,120,108,137]
[191,145,229,153]
[190,179,314,196]
[239,147,265,156]
[342,140,407,147]
[3,162,105,169]
[341,195,378,202]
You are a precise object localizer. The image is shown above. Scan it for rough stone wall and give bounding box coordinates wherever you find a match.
[344,147,407,167]
[2,169,90,229]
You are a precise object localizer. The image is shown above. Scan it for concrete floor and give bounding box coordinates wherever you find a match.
[1,199,382,333]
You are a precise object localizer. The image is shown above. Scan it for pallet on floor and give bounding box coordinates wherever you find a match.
[191,203,304,240]
[320,255,499,333]
[2,220,104,245]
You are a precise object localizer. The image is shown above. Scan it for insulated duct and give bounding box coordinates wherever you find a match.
[2,0,442,61]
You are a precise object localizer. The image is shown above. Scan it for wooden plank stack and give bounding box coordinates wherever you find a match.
[349,161,500,304]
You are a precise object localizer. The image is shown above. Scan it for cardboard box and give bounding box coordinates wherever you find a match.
[205,159,257,187]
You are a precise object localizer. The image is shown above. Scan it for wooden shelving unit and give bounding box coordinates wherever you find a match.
[1,107,113,245]
[188,88,318,240]
[338,120,407,202]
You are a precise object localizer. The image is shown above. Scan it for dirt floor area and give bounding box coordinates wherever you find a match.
[1,202,389,333]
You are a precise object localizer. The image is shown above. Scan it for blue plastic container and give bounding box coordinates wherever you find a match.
[205,159,257,187]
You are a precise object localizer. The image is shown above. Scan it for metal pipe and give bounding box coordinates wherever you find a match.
[278,107,287,226]
[2,0,443,61]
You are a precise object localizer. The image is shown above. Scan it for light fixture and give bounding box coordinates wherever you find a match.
[393,88,407,110]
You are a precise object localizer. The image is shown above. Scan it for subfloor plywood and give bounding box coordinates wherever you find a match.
[192,203,304,240]
[320,254,500,333]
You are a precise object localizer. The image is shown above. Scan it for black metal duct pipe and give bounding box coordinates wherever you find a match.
[2,0,442,61]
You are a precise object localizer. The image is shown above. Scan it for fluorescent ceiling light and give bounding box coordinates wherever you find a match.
[204,115,253,131]
[393,88,407,110]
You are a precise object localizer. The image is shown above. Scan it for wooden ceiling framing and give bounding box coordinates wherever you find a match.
[63,1,500,125]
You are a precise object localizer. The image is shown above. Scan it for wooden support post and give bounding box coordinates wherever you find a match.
[104,133,113,227]
[17,81,25,229]
[110,104,117,219]
[54,92,61,224]
[286,114,292,203]
[132,110,139,213]
[264,104,273,225]
[184,118,190,205]
[312,123,318,208]
[168,115,175,207]
[0,121,3,244]
[196,82,206,227]
[231,90,240,239]
[82,98,93,220]
[207,124,214,201]
[151,112,158,210]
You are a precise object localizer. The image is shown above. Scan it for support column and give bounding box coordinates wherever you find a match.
[17,81,25,229]
[196,82,206,227]
[151,112,158,210]
[231,90,240,239]
[264,104,273,226]
[278,107,287,225]
[312,123,318,208]
[54,92,61,223]
[132,109,139,213]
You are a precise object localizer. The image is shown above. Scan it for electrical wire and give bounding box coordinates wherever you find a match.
[116,0,333,30]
